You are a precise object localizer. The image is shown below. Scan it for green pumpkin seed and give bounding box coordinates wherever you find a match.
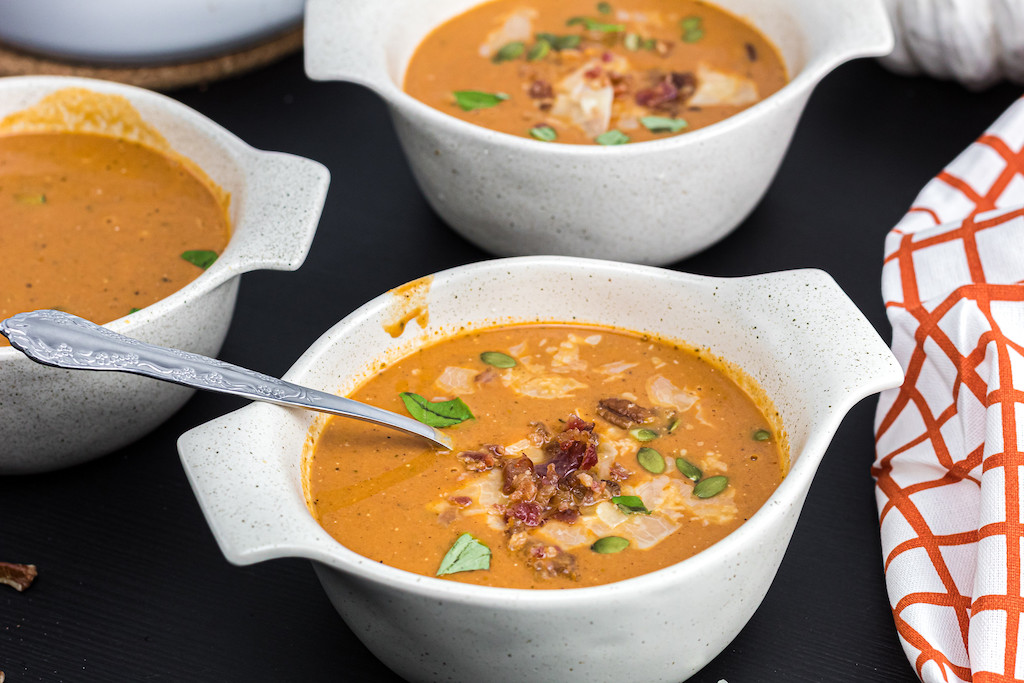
[693,475,728,498]
[591,536,629,553]
[675,457,702,482]
[637,447,665,474]
[492,41,525,63]
[629,427,658,442]
[480,351,517,368]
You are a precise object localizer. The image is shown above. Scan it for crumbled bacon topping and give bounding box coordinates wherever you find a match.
[0,562,37,592]
[457,444,504,472]
[528,79,554,100]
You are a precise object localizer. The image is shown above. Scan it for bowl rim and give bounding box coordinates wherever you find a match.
[180,255,903,606]
[0,74,328,361]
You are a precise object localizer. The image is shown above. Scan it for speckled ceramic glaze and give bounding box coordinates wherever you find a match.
[305,0,893,265]
[0,76,329,475]
[178,256,904,683]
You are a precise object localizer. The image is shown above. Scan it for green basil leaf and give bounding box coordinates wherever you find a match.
[637,446,665,474]
[640,116,689,133]
[675,457,702,482]
[15,193,46,205]
[597,1,613,14]
[752,428,771,441]
[567,16,624,32]
[492,41,525,63]
[595,129,630,145]
[642,37,657,50]
[555,34,581,50]
[529,125,557,142]
[611,495,651,515]
[693,475,729,499]
[591,536,629,554]
[681,16,702,31]
[527,39,551,61]
[128,307,141,314]
[629,427,658,442]
[683,28,704,43]
[400,392,474,427]
[436,533,491,575]
[181,249,218,269]
[566,16,586,26]
[453,90,510,111]
[481,350,517,367]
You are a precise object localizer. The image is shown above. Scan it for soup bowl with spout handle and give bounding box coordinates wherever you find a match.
[177,255,903,682]
[305,0,893,264]
[0,75,329,474]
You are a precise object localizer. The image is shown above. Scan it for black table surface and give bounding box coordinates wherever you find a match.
[1,52,1018,682]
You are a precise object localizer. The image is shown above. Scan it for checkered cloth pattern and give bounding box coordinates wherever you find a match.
[875,96,1024,682]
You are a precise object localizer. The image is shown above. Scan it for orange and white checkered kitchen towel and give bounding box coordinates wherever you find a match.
[875,96,1024,682]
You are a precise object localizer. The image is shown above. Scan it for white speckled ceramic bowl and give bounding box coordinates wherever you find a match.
[305,0,893,265]
[0,76,329,475]
[178,256,903,682]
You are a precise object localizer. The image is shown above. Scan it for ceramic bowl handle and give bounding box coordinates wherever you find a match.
[216,151,329,280]
[801,0,895,80]
[304,0,391,92]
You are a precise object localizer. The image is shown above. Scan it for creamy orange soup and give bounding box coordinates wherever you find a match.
[309,324,787,589]
[0,131,230,344]
[404,0,787,145]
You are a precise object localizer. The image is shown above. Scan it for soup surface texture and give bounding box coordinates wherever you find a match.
[0,131,230,341]
[404,0,787,145]
[309,324,786,589]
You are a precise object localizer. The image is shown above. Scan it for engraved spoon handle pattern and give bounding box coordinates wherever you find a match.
[0,310,452,450]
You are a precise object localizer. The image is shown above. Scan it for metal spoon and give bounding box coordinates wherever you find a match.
[0,309,452,450]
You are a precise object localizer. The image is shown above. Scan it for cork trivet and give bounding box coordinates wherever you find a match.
[0,25,303,91]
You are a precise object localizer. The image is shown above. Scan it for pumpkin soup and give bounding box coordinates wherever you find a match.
[0,131,230,345]
[403,0,787,144]
[308,324,787,589]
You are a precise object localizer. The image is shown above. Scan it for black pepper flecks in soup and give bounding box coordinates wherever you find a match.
[403,0,787,145]
[0,131,230,344]
[308,324,787,589]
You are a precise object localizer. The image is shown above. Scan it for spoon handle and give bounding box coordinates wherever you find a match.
[0,310,451,450]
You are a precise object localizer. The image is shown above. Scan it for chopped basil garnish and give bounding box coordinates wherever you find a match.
[597,1,613,14]
[453,90,509,111]
[128,307,141,314]
[181,249,218,269]
[591,536,629,554]
[675,457,702,482]
[492,41,525,63]
[480,350,516,368]
[595,129,630,145]
[623,32,641,51]
[612,495,651,515]
[529,125,558,142]
[568,16,625,32]
[527,39,551,61]
[436,533,491,575]
[640,116,689,133]
[681,16,704,43]
[753,428,771,441]
[642,37,657,50]
[15,193,46,205]
[629,427,658,442]
[400,392,475,427]
[694,475,728,498]
[637,446,665,474]
[536,32,581,51]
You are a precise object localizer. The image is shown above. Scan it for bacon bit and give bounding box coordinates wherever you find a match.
[0,562,37,592]
[601,50,614,63]
[745,42,758,61]
[609,462,632,481]
[449,496,473,507]
[528,79,553,99]
[583,65,603,80]
[458,444,504,472]
[475,366,500,384]
[511,501,545,526]
[670,71,697,100]
[523,541,579,580]
[635,78,679,109]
